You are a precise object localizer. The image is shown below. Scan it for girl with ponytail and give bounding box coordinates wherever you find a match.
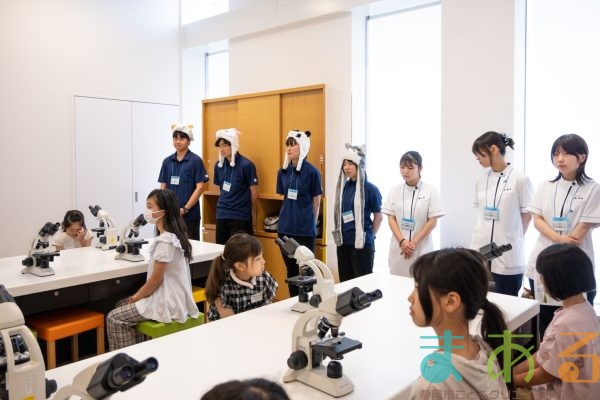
[408,248,509,399]
[205,233,278,321]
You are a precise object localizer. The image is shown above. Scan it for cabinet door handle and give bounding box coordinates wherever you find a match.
[135,192,138,202]
[54,291,60,297]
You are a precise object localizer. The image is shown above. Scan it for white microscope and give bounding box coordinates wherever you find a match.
[0,285,57,400]
[114,214,148,262]
[53,353,158,399]
[88,205,119,250]
[278,237,383,397]
[276,236,336,313]
[21,222,61,277]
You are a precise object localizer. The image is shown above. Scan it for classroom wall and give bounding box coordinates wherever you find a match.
[0,0,181,257]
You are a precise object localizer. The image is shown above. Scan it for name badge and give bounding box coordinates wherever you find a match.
[287,188,298,200]
[552,216,568,232]
[222,181,232,192]
[483,206,500,221]
[170,175,180,185]
[250,292,263,304]
[401,217,416,231]
[342,210,354,223]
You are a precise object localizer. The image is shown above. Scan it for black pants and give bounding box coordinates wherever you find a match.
[336,244,375,282]
[185,218,200,241]
[216,219,253,245]
[529,278,597,339]
[491,273,523,297]
[278,233,315,297]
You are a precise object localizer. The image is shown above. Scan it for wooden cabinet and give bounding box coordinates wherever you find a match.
[202,84,327,300]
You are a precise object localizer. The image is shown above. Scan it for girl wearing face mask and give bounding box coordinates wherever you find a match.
[471,132,534,296]
[106,188,200,350]
[382,151,445,277]
[526,134,600,339]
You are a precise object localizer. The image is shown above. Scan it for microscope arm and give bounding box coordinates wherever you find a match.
[53,364,99,400]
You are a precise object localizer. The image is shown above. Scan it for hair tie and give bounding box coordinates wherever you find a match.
[221,254,226,261]
[501,133,509,145]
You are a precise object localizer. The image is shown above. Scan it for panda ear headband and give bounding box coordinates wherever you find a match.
[283,130,311,171]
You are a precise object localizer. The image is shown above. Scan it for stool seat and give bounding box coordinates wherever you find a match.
[136,315,203,339]
[26,308,105,369]
[192,286,206,303]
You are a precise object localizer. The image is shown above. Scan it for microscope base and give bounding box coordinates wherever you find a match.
[115,254,145,262]
[290,302,315,313]
[282,367,354,397]
[21,266,55,277]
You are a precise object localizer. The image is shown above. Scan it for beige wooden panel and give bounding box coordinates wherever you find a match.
[237,95,281,197]
[258,235,290,300]
[280,89,326,187]
[202,100,238,192]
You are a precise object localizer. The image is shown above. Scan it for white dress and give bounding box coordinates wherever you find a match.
[51,230,93,250]
[526,178,600,303]
[382,181,445,277]
[471,165,534,275]
[135,232,200,323]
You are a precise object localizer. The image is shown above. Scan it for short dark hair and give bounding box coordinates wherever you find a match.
[400,151,423,168]
[214,138,231,147]
[173,130,191,140]
[536,243,596,300]
[200,378,290,400]
[550,134,591,185]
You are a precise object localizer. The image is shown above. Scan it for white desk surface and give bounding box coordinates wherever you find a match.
[0,240,224,297]
[45,273,539,400]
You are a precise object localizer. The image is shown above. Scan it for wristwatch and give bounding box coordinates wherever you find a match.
[183,207,189,214]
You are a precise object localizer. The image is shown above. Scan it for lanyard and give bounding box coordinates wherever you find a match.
[342,179,355,213]
[220,162,235,184]
[287,167,299,191]
[170,160,186,179]
[402,181,422,219]
[485,167,513,208]
[553,181,580,218]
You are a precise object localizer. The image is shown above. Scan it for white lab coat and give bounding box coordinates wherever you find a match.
[382,181,444,277]
[471,165,534,275]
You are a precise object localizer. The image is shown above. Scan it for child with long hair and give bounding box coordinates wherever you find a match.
[52,210,93,250]
[106,189,199,350]
[408,248,509,399]
[205,233,278,321]
[513,244,599,399]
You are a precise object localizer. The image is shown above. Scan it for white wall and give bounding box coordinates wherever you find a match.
[0,0,181,257]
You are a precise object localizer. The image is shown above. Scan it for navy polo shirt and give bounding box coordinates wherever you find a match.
[341,179,382,246]
[213,153,258,221]
[158,150,209,222]
[276,161,323,237]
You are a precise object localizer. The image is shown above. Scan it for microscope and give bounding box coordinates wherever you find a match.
[0,285,57,400]
[479,242,512,262]
[89,205,119,251]
[21,222,61,277]
[276,236,336,313]
[282,286,382,397]
[53,353,158,400]
[114,214,148,262]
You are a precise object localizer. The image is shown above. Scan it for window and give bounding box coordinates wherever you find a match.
[525,0,600,301]
[365,2,441,272]
[205,49,229,98]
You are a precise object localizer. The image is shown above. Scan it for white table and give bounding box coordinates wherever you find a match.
[0,240,224,297]
[45,273,539,400]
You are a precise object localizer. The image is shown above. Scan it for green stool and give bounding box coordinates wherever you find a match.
[136,314,204,339]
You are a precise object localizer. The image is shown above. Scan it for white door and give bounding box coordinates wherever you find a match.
[131,102,180,239]
[75,97,132,231]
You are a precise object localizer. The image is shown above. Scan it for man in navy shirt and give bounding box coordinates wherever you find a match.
[213,128,259,244]
[158,124,209,240]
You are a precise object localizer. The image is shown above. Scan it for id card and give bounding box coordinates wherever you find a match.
[551,216,568,232]
[250,292,263,304]
[483,206,500,221]
[170,175,180,185]
[222,181,231,192]
[342,210,354,223]
[287,188,298,200]
[401,217,416,231]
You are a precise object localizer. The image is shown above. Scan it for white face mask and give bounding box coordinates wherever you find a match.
[143,209,162,224]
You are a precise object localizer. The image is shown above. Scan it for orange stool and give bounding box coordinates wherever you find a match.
[26,308,105,369]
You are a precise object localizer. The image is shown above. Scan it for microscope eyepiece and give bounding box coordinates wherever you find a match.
[133,357,159,379]
[108,365,135,388]
[89,205,101,217]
